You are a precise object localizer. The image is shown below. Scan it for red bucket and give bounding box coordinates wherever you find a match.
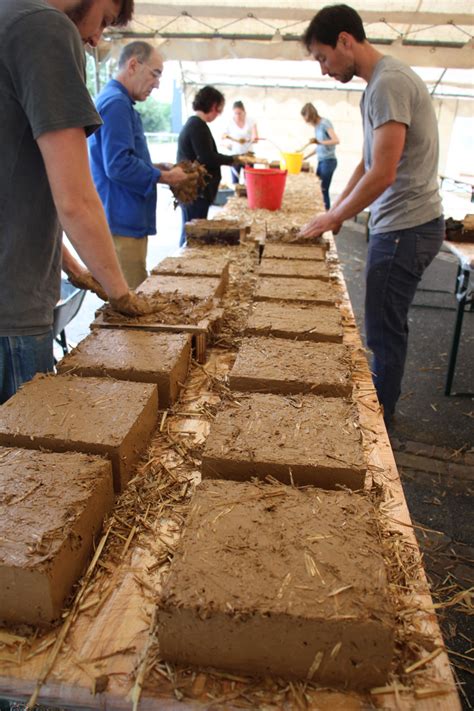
[245,167,287,211]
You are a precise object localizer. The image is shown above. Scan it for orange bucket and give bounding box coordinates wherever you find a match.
[245,167,287,211]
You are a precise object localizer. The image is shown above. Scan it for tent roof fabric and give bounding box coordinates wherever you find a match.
[103,1,474,95]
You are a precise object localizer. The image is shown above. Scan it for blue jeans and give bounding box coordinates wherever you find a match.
[180,197,210,247]
[316,158,337,210]
[0,331,54,404]
[231,164,242,184]
[365,216,445,420]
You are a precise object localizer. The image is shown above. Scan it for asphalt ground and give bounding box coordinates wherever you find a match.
[337,221,473,708]
[335,221,474,450]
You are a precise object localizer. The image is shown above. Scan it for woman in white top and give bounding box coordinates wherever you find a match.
[222,101,258,184]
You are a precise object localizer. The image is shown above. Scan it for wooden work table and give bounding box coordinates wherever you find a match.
[0,177,461,709]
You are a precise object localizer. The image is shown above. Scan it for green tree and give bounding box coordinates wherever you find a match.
[135,96,172,133]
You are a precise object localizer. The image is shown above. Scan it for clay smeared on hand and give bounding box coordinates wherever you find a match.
[109,291,160,317]
[170,160,209,207]
[66,271,108,301]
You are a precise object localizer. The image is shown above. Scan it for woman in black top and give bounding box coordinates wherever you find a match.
[177,86,238,246]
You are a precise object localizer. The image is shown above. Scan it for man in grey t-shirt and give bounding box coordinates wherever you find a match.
[0,0,164,404]
[300,4,444,424]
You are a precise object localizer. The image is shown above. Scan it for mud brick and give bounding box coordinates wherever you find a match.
[258,259,330,281]
[229,337,352,397]
[246,301,343,343]
[0,448,113,625]
[263,244,326,260]
[202,393,366,489]
[137,273,225,299]
[159,480,395,689]
[58,329,191,408]
[0,375,158,492]
[254,277,337,305]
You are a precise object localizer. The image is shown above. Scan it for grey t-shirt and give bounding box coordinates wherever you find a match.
[361,56,442,233]
[315,118,336,161]
[0,0,101,336]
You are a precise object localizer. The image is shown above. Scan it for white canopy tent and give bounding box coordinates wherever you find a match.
[106,1,474,69]
[100,1,473,201]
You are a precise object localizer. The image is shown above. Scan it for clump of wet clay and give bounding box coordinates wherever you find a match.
[171,160,209,207]
[100,293,215,326]
[0,448,113,625]
[158,479,395,689]
[201,392,366,489]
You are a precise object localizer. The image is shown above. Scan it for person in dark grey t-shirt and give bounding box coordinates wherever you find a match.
[300,5,445,425]
[0,0,166,405]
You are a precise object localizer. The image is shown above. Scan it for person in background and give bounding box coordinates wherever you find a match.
[300,4,444,426]
[177,86,243,246]
[222,101,259,184]
[301,102,339,210]
[88,41,188,289]
[0,0,161,405]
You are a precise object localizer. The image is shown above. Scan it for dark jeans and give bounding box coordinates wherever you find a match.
[316,158,337,210]
[0,330,54,404]
[180,197,211,247]
[365,216,445,420]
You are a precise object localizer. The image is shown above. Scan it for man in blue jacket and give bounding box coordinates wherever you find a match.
[89,41,187,288]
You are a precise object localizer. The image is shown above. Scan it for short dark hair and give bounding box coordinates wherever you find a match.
[118,41,153,68]
[192,86,225,113]
[303,4,366,50]
[66,0,133,29]
[114,0,134,27]
[233,101,245,111]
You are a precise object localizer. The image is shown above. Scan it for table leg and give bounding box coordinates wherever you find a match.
[445,266,470,395]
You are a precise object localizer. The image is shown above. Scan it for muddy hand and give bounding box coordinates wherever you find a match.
[109,291,159,316]
[299,212,342,239]
[66,269,108,301]
[160,165,189,187]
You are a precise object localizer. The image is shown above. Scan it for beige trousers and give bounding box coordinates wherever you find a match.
[112,235,148,290]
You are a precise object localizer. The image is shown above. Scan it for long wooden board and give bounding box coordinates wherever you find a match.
[0,180,460,709]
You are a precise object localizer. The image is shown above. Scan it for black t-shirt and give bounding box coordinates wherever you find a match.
[177,115,234,204]
[0,0,101,335]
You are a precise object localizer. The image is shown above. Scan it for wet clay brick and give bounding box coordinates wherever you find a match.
[229,337,352,397]
[137,273,226,299]
[151,253,230,284]
[0,448,113,625]
[263,244,326,260]
[201,393,366,489]
[159,479,395,689]
[246,301,343,343]
[258,259,330,281]
[0,375,158,492]
[58,329,191,408]
[254,277,337,305]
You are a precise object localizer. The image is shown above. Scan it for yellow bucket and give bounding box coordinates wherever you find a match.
[280,152,304,175]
